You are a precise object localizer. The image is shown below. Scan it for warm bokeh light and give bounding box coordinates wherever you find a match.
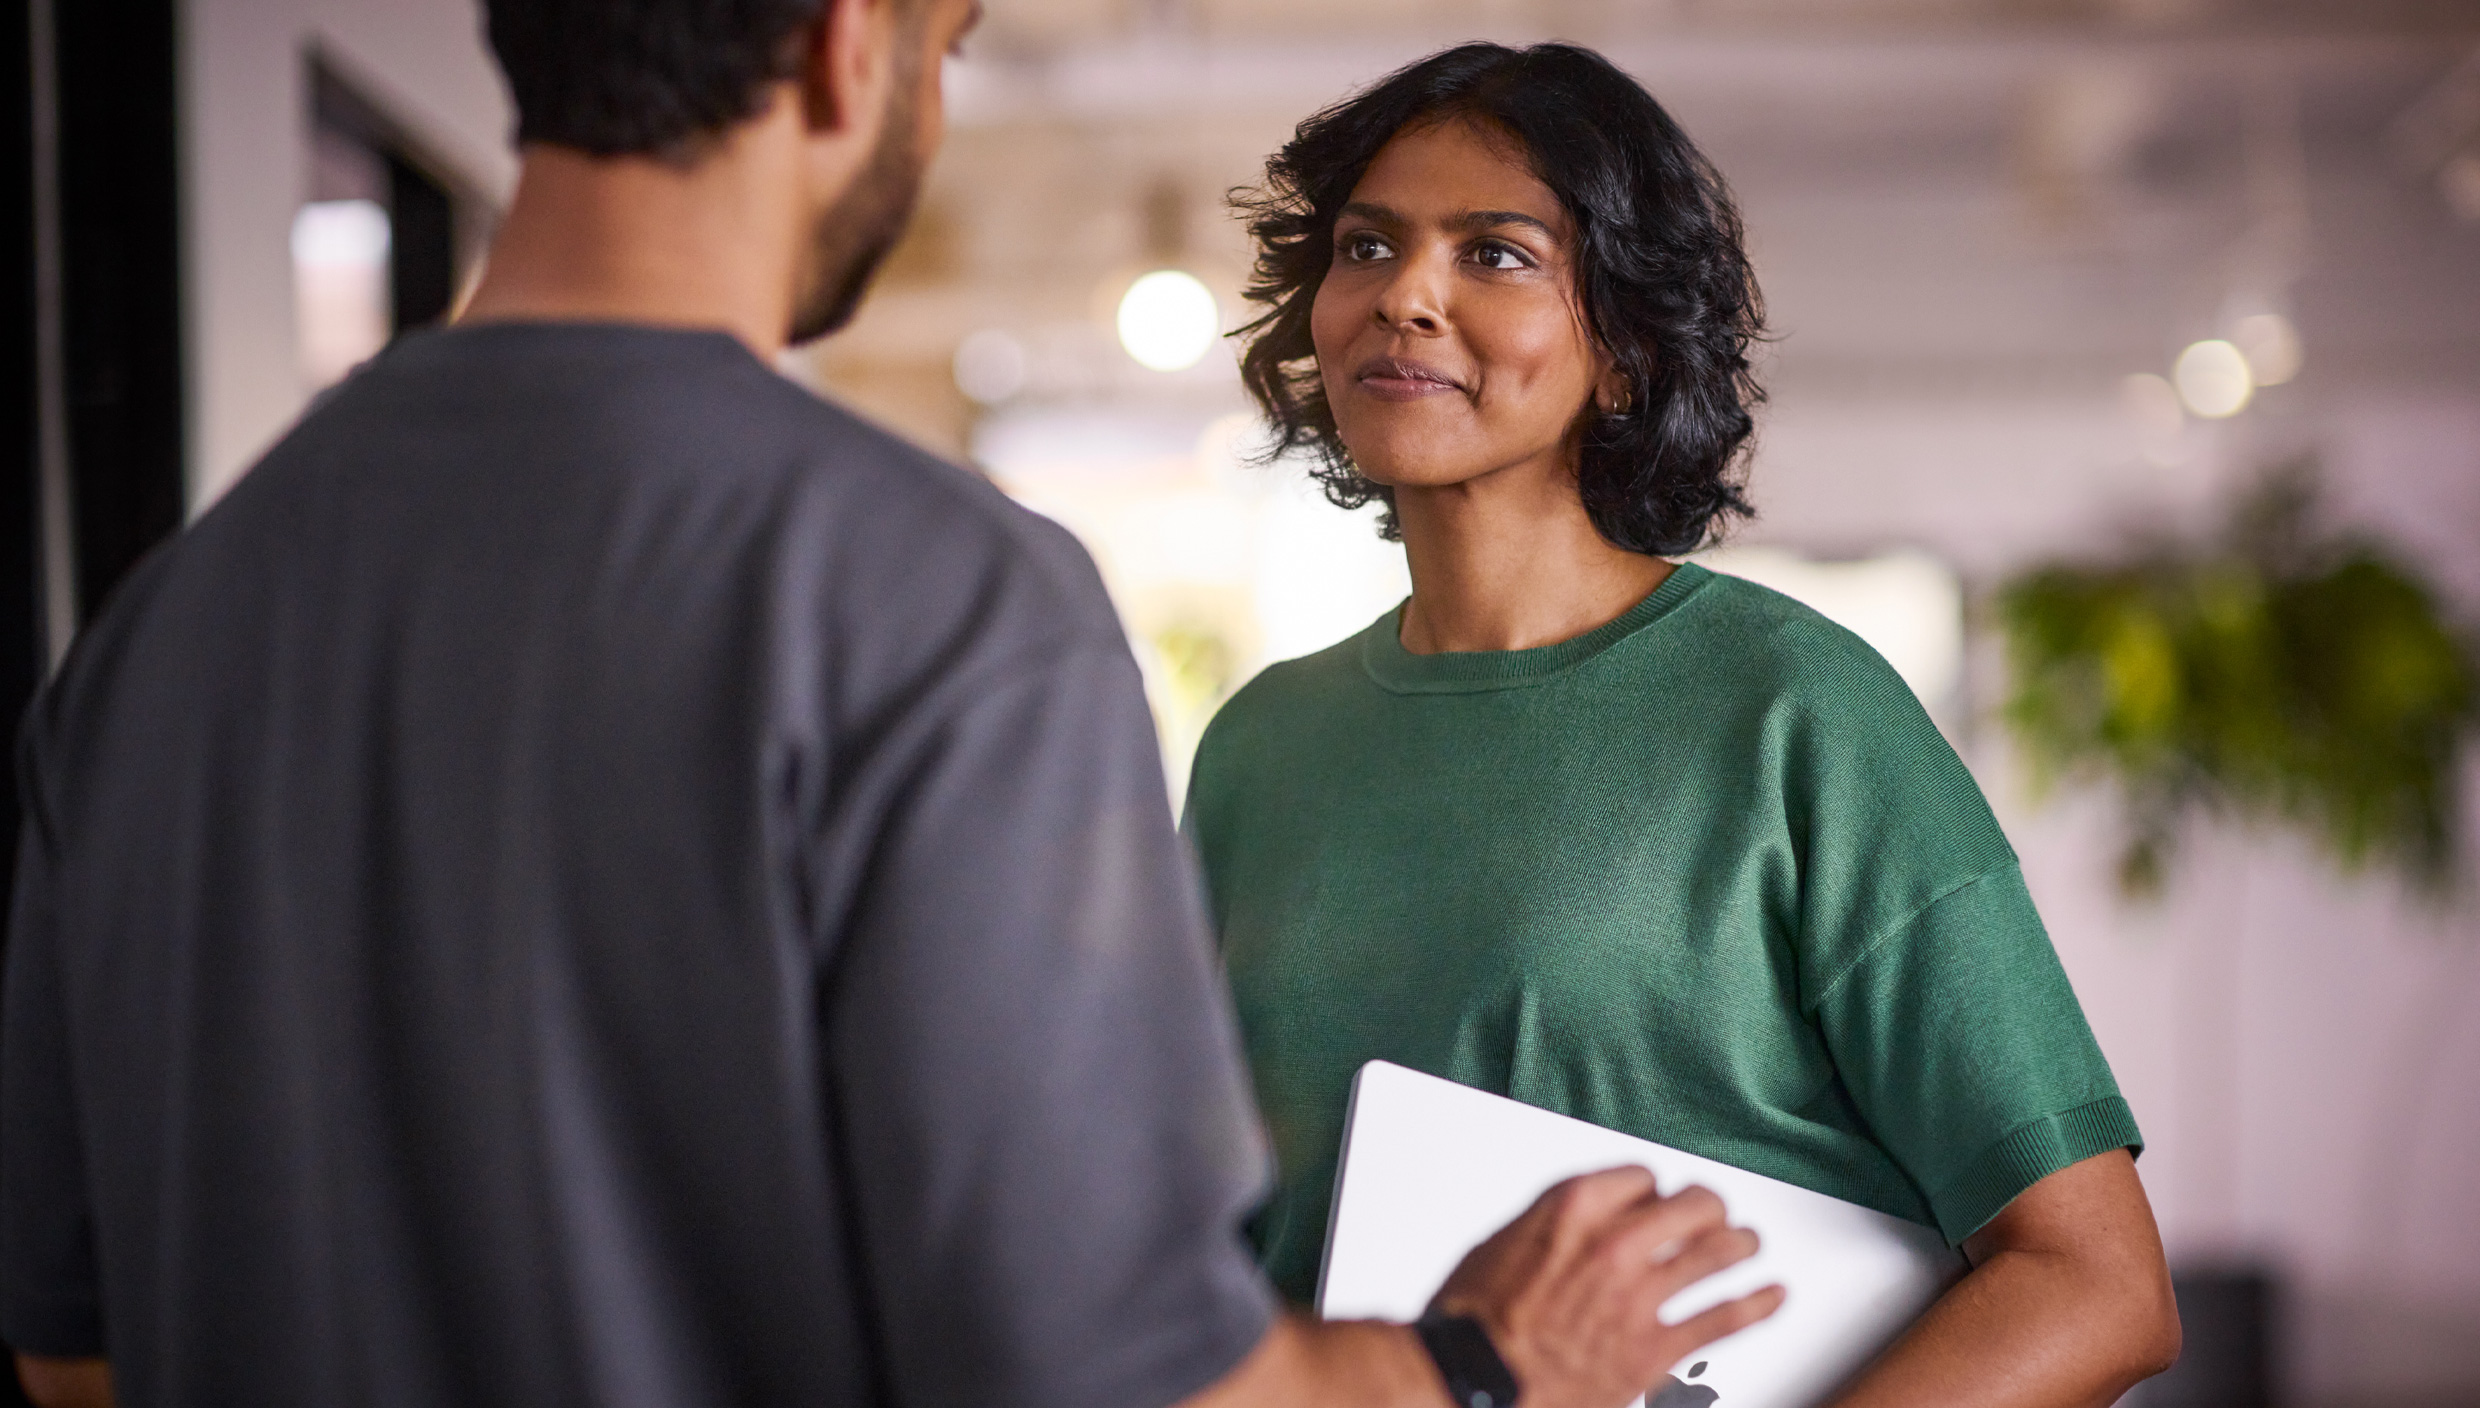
[1115,270,1219,372]
[953,328,1029,404]
[2173,338,2253,419]
[2230,312,2303,386]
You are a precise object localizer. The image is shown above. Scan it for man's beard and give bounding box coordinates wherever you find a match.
[788,75,927,345]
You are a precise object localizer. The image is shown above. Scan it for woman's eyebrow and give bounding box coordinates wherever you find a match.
[1336,201,1560,239]
[1448,209,1559,238]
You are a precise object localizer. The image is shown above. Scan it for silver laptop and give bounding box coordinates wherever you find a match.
[1317,1061,1964,1408]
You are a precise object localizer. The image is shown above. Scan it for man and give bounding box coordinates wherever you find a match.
[0,1,1780,1404]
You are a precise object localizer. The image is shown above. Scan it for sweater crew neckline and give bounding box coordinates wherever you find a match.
[1359,562,1713,694]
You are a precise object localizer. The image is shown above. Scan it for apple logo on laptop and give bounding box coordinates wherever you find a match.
[1650,1360,1718,1407]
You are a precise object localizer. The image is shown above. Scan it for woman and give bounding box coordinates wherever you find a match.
[1186,42,2182,1406]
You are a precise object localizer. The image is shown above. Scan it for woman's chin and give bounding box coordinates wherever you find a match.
[1338,436,1500,493]
[1349,460,1488,493]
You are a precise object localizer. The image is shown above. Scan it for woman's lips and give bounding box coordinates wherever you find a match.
[1355,356,1463,402]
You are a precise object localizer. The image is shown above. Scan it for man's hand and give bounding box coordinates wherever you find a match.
[1184,1167,1781,1408]
[1435,1167,1784,1408]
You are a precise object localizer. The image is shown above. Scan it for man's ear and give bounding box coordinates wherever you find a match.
[799,0,894,136]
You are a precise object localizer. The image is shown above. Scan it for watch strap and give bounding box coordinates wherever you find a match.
[1414,1311,1522,1408]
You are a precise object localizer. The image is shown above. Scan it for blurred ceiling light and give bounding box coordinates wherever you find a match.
[2229,312,2303,386]
[292,199,392,390]
[1116,270,1219,372]
[2174,339,2253,419]
[953,328,1030,405]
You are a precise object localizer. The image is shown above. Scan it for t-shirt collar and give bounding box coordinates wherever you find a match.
[1358,561,1713,695]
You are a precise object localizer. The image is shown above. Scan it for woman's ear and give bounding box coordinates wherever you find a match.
[1596,364,1633,418]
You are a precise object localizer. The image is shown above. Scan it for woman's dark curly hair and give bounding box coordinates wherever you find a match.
[1233,42,1765,554]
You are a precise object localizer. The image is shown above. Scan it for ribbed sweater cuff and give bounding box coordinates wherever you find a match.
[1929,1096,2144,1244]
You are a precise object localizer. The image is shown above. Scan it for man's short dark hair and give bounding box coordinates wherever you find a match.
[1234,42,1765,555]
[484,0,828,158]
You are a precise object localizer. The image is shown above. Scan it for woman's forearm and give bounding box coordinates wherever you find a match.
[1827,1239,2179,1408]
[1828,1151,2179,1408]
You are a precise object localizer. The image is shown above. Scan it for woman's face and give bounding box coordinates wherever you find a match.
[1310,117,1613,494]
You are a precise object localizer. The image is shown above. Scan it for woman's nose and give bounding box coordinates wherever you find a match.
[1371,260,1448,334]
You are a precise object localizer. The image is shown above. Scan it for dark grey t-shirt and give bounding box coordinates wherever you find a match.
[0,324,1275,1407]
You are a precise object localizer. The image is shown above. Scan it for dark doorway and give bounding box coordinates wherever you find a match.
[5,7,44,702]
[6,0,188,1394]
[38,0,189,643]
[307,51,487,347]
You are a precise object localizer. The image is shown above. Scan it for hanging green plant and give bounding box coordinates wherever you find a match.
[1996,460,2477,898]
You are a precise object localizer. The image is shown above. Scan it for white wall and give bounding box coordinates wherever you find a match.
[183,0,514,510]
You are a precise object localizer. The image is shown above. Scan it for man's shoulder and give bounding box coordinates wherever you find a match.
[88,333,1124,727]
[760,391,1117,650]
[299,327,1106,619]
[636,348,1098,596]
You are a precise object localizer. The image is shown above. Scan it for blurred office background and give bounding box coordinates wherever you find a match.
[9,0,2479,1404]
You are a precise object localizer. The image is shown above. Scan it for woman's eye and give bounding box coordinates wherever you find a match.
[1471,242,1530,271]
[1341,233,1391,262]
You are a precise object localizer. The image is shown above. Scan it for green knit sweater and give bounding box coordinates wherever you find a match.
[1185,564,2139,1305]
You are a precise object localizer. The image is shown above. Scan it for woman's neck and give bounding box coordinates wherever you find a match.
[1393,466,1674,655]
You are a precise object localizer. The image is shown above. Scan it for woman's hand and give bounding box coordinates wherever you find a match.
[1828,1149,2179,1408]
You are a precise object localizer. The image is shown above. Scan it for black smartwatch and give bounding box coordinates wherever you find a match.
[1414,1311,1522,1408]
